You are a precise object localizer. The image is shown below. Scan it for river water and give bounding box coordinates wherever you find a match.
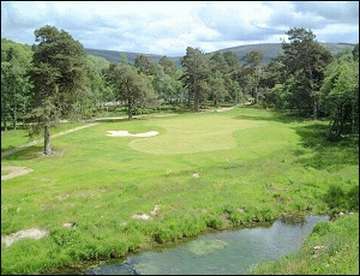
[86,215,328,275]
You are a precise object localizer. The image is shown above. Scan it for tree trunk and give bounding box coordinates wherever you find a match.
[194,91,199,112]
[12,107,17,130]
[313,97,318,120]
[128,99,133,120]
[254,85,258,104]
[352,90,357,133]
[187,90,191,107]
[3,118,7,132]
[308,66,317,119]
[23,101,26,126]
[44,125,52,155]
[214,97,218,107]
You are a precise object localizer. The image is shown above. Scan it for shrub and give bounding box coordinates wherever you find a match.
[324,185,347,210]
[205,215,224,229]
[347,185,359,211]
[323,184,359,211]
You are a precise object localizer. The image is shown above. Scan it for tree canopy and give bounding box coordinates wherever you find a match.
[1,26,358,142]
[29,25,87,154]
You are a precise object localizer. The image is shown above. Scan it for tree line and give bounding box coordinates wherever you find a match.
[1,25,359,154]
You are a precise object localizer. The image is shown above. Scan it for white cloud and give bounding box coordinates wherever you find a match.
[1,1,358,56]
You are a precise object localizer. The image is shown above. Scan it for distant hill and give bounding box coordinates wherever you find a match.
[2,38,354,66]
[85,48,179,65]
[215,42,356,64]
[86,42,355,65]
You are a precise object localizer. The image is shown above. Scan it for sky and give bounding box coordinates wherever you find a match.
[1,1,359,56]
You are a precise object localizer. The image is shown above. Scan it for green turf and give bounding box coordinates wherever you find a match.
[1,107,358,274]
[129,114,267,154]
[1,122,84,152]
[254,213,359,274]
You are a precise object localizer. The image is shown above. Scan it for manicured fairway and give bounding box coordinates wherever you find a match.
[1,107,358,274]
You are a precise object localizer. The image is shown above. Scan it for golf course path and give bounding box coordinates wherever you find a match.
[1,166,33,181]
[91,113,178,122]
[1,123,99,158]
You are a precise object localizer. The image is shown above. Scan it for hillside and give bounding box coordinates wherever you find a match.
[2,39,354,66]
[85,42,355,65]
[215,42,356,64]
[85,48,179,65]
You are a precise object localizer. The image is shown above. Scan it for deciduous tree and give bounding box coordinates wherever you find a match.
[320,53,358,138]
[107,64,155,119]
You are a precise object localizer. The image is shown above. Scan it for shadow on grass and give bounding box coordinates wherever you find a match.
[293,123,359,170]
[234,108,358,170]
[2,145,43,161]
[1,145,16,153]
[233,112,310,124]
[91,118,132,123]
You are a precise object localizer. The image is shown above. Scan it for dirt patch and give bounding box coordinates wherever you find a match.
[132,205,160,221]
[39,149,65,158]
[132,213,151,220]
[192,172,200,178]
[107,130,159,138]
[1,228,49,247]
[1,166,33,181]
[56,193,70,201]
[63,222,76,229]
[203,106,236,113]
[150,205,160,216]
[215,106,235,112]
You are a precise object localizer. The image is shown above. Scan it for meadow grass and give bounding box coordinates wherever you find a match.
[1,107,358,274]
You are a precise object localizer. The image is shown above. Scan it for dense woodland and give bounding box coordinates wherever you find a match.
[1,25,359,154]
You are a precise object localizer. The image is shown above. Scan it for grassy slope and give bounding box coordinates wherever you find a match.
[1,107,358,274]
[1,122,85,152]
[254,214,359,274]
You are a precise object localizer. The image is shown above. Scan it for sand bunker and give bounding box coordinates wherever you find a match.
[1,166,33,181]
[107,130,159,138]
[1,228,49,247]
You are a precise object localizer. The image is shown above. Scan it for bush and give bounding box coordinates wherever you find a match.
[347,185,359,210]
[324,184,359,211]
[205,215,224,229]
[324,185,346,210]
